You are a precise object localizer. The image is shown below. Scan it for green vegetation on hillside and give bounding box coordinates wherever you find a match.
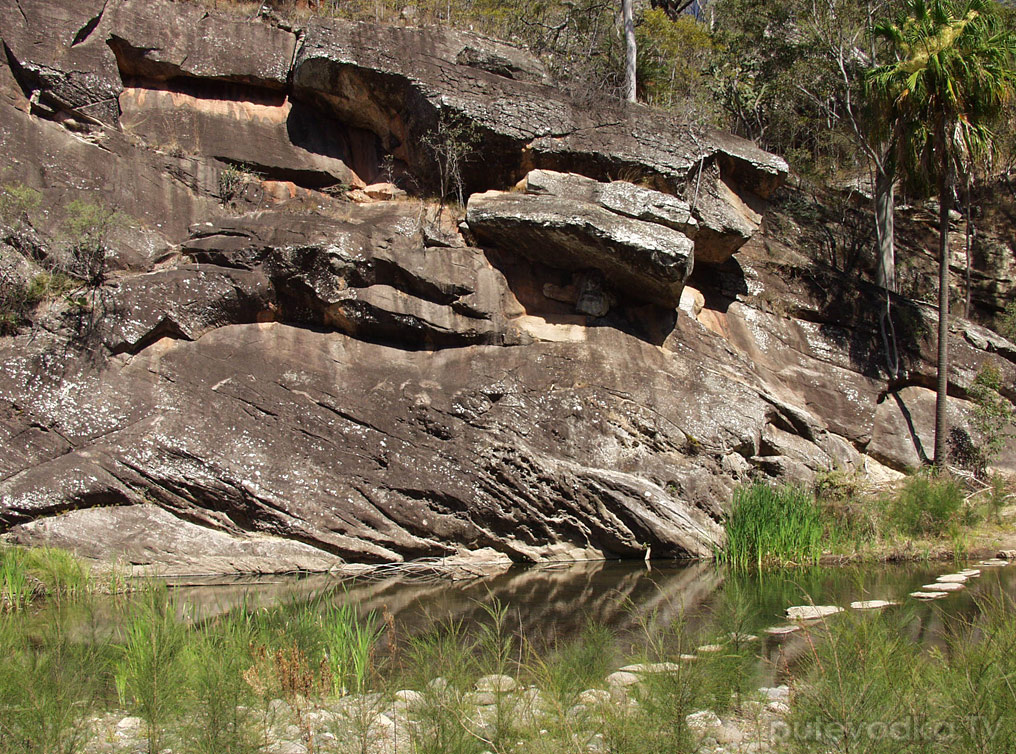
[720,471,1012,569]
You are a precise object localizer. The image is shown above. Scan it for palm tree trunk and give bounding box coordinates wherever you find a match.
[623,0,637,102]
[933,120,953,468]
[874,165,896,292]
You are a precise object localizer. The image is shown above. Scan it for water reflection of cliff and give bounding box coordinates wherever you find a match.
[168,559,1016,672]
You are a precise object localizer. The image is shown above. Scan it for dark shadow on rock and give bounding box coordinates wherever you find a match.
[483,247,677,346]
[688,257,749,314]
[891,390,929,465]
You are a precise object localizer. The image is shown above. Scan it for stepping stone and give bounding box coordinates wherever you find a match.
[696,644,724,653]
[936,574,968,583]
[786,605,844,621]
[679,654,700,661]
[764,625,801,636]
[850,600,898,610]
[958,569,981,577]
[923,582,964,592]
[727,632,759,643]
[980,559,1008,567]
[911,591,948,600]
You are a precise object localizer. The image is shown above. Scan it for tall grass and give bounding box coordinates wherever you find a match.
[322,600,381,696]
[786,591,1016,754]
[718,482,825,569]
[883,472,966,537]
[114,585,188,754]
[0,545,91,611]
[0,614,104,754]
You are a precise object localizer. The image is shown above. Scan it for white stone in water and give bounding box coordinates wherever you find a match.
[923,582,964,592]
[980,559,1009,567]
[679,653,700,661]
[936,574,968,583]
[765,624,801,636]
[475,674,518,693]
[911,591,948,600]
[786,605,844,621]
[850,600,898,610]
[959,569,981,577]
[696,644,724,653]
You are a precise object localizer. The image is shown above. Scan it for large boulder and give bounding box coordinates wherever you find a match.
[466,190,694,309]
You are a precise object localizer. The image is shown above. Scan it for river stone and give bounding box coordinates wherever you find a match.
[759,685,790,702]
[475,674,518,693]
[995,550,1016,559]
[935,574,968,583]
[923,582,964,592]
[981,559,1009,566]
[959,569,982,577]
[394,689,425,708]
[619,662,682,673]
[685,709,722,736]
[578,688,612,705]
[786,605,844,621]
[850,600,898,610]
[728,632,759,642]
[606,671,641,688]
[911,591,948,600]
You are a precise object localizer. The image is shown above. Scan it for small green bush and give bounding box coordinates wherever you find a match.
[719,482,825,569]
[0,182,42,231]
[884,472,965,537]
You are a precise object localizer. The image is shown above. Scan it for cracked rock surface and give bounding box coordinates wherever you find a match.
[1,0,1014,574]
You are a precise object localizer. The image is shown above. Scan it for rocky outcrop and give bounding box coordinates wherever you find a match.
[1,0,1013,574]
[466,190,694,309]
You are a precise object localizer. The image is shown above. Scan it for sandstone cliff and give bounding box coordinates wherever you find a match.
[1,0,1013,574]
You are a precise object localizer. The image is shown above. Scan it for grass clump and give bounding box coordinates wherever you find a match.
[0,545,91,610]
[786,592,1016,754]
[883,472,965,537]
[719,482,824,569]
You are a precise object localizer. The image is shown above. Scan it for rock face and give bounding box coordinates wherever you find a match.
[466,189,694,308]
[1,0,1014,573]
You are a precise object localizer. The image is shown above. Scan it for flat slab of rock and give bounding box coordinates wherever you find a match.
[981,559,1009,567]
[911,591,948,600]
[850,600,898,610]
[764,625,802,636]
[466,190,694,308]
[935,574,968,583]
[922,582,964,592]
[786,605,844,621]
[958,569,981,577]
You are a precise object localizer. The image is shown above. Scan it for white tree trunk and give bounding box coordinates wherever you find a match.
[623,0,637,102]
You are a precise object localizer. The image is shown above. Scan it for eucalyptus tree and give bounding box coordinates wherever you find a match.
[866,0,1016,466]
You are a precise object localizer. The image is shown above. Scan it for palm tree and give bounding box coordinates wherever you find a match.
[865,0,1016,467]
